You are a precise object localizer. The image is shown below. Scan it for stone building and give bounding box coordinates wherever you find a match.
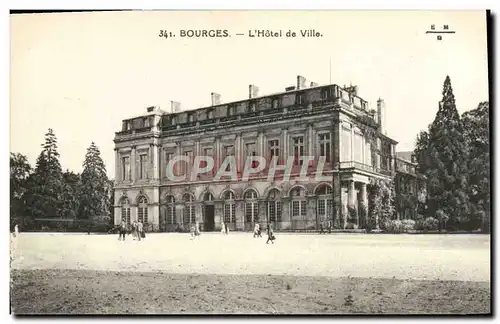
[395,151,427,220]
[113,75,404,232]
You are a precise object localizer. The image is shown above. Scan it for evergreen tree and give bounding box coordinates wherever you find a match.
[79,142,110,219]
[10,153,32,225]
[25,129,64,218]
[425,76,470,230]
[462,101,490,231]
[60,170,81,219]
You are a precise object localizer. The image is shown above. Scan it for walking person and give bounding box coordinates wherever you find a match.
[221,221,226,235]
[118,219,127,241]
[224,222,229,235]
[266,223,276,244]
[194,221,201,240]
[253,223,261,238]
[319,220,326,234]
[190,223,196,240]
[131,221,138,240]
[137,221,143,241]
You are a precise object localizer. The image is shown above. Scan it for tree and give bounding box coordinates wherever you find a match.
[462,101,490,231]
[10,153,32,225]
[423,76,470,230]
[79,142,110,219]
[60,170,81,219]
[25,129,65,219]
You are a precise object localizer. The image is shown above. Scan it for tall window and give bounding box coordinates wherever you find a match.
[267,189,282,223]
[297,94,305,105]
[144,117,150,127]
[166,195,176,225]
[293,136,304,166]
[137,196,148,224]
[269,140,280,160]
[207,109,214,119]
[122,156,130,181]
[202,147,213,171]
[223,191,236,223]
[139,154,148,179]
[224,145,234,171]
[184,150,193,175]
[182,193,195,224]
[318,133,331,163]
[188,113,194,123]
[244,189,259,223]
[291,187,306,219]
[246,143,257,168]
[315,185,333,223]
[121,197,131,225]
[272,99,280,109]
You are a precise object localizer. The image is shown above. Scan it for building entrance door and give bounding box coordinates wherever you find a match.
[204,205,215,231]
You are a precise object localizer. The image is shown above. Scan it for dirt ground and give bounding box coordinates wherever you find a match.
[10,269,490,315]
[9,233,491,315]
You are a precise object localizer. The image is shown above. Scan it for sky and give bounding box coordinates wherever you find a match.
[10,10,489,179]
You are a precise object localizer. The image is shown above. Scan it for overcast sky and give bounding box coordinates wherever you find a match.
[10,10,489,178]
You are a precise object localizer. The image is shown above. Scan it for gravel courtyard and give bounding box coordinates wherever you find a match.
[10,233,491,314]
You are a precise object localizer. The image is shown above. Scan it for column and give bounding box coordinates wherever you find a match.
[236,134,242,173]
[151,144,158,180]
[360,182,368,228]
[332,120,341,228]
[348,180,356,208]
[308,124,313,156]
[215,137,221,174]
[282,128,288,165]
[350,127,354,162]
[131,146,137,182]
[115,148,120,182]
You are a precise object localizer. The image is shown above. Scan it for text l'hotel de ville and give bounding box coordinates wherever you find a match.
[159,29,324,39]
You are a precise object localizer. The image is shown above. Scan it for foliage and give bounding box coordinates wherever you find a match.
[25,129,65,219]
[462,102,490,232]
[10,153,32,225]
[79,142,111,219]
[401,219,416,232]
[421,217,439,231]
[347,206,358,225]
[383,219,403,233]
[413,76,471,231]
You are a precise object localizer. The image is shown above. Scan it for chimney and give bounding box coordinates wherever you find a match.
[249,84,259,99]
[310,81,319,87]
[170,101,181,113]
[211,92,221,106]
[377,98,386,135]
[297,75,307,90]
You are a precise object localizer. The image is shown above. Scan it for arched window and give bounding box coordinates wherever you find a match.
[166,195,176,225]
[204,192,214,202]
[223,191,235,223]
[138,196,148,224]
[182,193,195,224]
[315,185,333,223]
[121,197,131,225]
[267,189,282,224]
[290,187,306,220]
[244,189,259,224]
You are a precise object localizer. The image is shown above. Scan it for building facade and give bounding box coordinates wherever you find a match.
[113,75,404,232]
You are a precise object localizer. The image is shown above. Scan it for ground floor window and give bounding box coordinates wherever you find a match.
[317,198,333,222]
[183,205,195,224]
[245,202,258,223]
[268,201,282,223]
[121,207,131,225]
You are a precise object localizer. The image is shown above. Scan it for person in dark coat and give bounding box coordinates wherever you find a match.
[118,219,127,241]
[266,224,276,244]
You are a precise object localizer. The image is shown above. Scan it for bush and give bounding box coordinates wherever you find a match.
[345,222,358,230]
[422,217,438,231]
[401,219,416,232]
[347,206,358,224]
[383,220,403,233]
